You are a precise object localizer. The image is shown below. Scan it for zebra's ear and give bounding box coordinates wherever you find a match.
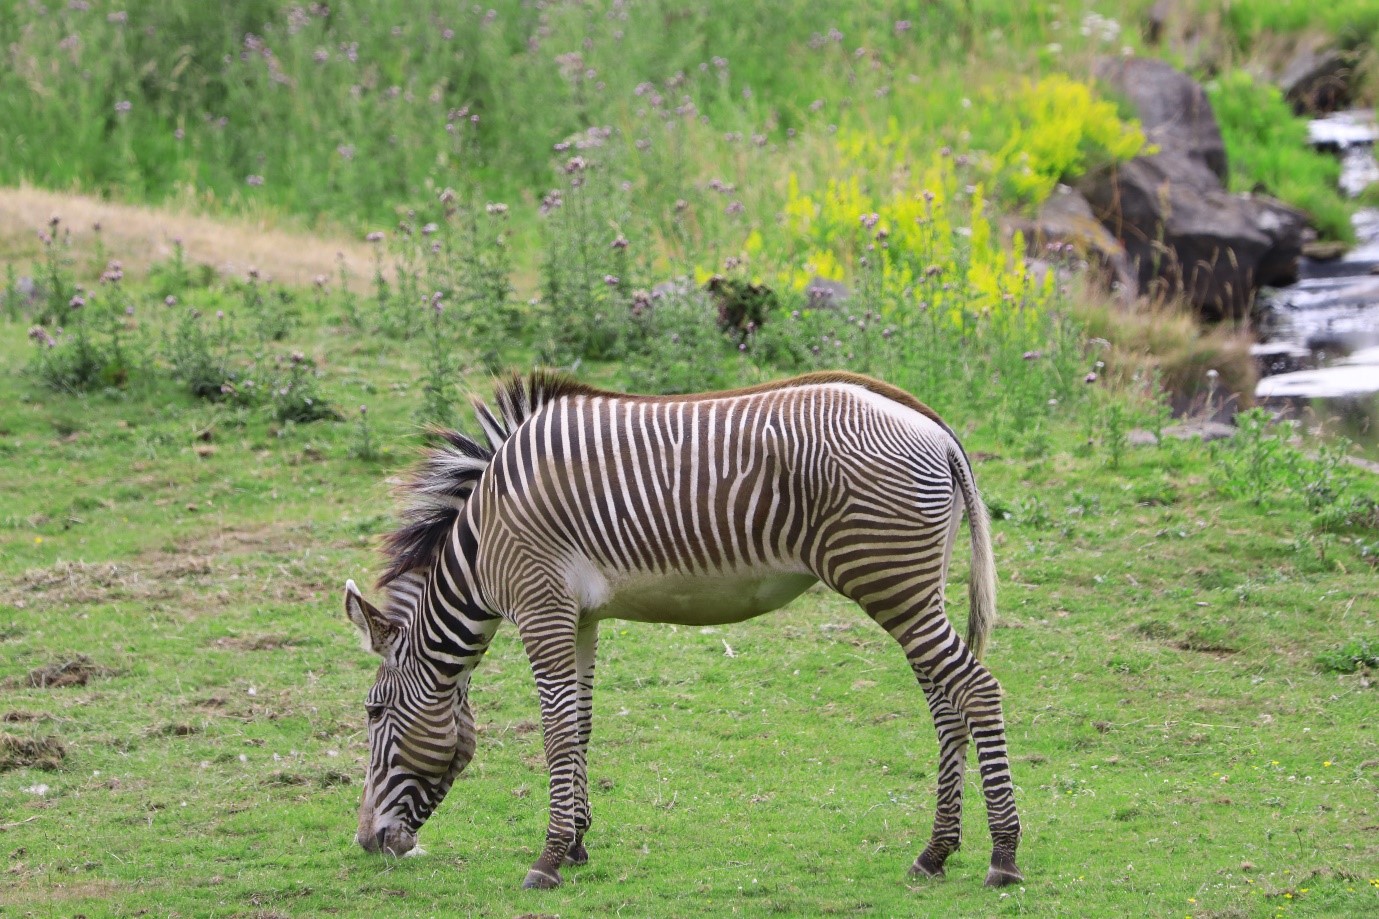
[344,579,398,656]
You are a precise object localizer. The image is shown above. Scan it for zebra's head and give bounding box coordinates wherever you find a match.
[344,579,473,857]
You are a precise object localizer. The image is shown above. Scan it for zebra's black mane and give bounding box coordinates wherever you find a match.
[376,370,595,588]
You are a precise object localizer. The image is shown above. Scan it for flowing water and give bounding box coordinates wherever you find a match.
[1254,110,1379,408]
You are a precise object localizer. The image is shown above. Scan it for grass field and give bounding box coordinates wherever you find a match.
[3,3,1379,916]
[2,292,1378,917]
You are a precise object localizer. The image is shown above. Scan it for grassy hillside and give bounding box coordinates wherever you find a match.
[1,287,1377,915]
[0,0,1365,246]
[2,3,1378,916]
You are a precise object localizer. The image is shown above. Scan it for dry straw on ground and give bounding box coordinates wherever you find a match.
[0,185,377,288]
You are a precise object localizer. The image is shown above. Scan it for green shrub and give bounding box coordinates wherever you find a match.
[1206,71,1353,243]
[1317,639,1379,674]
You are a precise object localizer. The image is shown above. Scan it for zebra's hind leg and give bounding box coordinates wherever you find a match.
[562,619,599,868]
[516,604,586,890]
[909,673,968,879]
[867,598,1023,886]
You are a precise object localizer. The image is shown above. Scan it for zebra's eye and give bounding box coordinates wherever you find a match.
[365,702,386,721]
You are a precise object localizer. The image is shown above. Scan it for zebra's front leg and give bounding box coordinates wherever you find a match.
[517,608,586,890]
[910,674,968,879]
[562,619,599,868]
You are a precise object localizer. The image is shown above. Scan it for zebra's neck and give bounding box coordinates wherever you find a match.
[403,505,501,683]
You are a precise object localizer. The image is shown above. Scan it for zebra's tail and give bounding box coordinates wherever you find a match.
[948,442,997,661]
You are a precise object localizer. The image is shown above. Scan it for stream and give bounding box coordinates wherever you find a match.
[1254,110,1379,408]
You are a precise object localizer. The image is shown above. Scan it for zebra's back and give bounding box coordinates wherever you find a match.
[472,381,960,620]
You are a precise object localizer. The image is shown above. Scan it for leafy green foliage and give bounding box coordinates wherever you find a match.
[1317,638,1379,673]
[1207,71,1354,243]
[993,75,1147,205]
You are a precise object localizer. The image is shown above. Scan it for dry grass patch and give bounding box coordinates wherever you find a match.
[6,558,213,609]
[208,634,300,652]
[0,185,377,288]
[9,654,115,689]
[0,732,66,770]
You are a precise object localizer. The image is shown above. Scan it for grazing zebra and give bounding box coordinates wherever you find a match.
[342,370,1023,888]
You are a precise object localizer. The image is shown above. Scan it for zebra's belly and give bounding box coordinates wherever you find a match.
[587,570,820,626]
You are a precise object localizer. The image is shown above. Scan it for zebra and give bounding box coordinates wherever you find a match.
[342,370,1023,889]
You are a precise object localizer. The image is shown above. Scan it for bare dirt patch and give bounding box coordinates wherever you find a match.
[8,655,114,689]
[0,732,66,771]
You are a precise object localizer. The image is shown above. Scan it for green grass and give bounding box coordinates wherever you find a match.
[2,0,1365,259]
[1218,0,1379,49]
[2,294,1378,917]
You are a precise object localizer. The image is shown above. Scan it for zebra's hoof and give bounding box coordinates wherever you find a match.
[983,862,1024,887]
[522,868,562,890]
[563,842,589,866]
[908,853,946,879]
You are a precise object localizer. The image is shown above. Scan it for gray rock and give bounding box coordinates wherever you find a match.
[1095,57,1229,184]
[1078,150,1307,320]
[1142,0,1173,45]
[805,276,850,308]
[1126,422,1238,445]
[1279,39,1354,115]
[1162,421,1237,442]
[1003,184,1136,300]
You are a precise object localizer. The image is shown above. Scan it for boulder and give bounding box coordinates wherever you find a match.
[1003,185,1136,301]
[1078,150,1307,320]
[1278,38,1354,115]
[1095,57,1228,184]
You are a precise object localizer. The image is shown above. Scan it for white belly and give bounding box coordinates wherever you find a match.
[585,570,819,626]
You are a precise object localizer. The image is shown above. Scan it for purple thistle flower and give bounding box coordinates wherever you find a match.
[28,325,57,347]
[246,174,264,187]
[365,231,385,243]
[610,235,629,250]
[603,274,620,286]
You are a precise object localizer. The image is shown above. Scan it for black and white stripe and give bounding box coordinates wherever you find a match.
[344,370,1022,887]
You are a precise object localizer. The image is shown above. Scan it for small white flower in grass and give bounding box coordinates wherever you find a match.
[247,686,257,696]
[25,784,50,796]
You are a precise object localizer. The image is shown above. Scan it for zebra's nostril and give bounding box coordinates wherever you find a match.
[374,828,387,852]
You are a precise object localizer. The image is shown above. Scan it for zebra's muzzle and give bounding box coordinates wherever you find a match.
[357,824,417,857]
